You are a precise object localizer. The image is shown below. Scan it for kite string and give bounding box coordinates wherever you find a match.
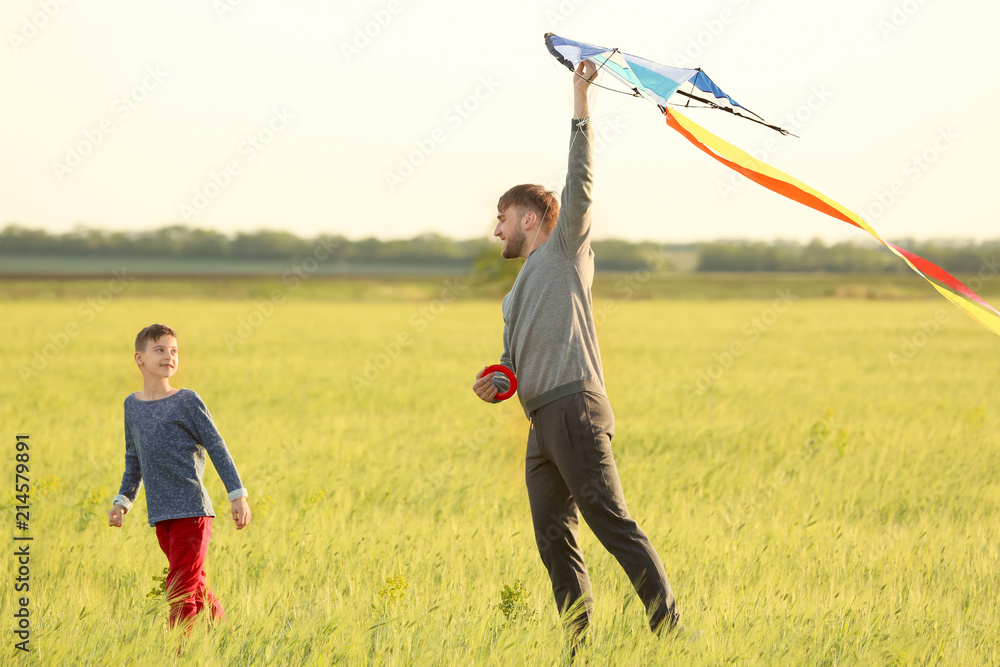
[482,322,503,369]
[481,207,545,370]
[503,57,601,308]
[483,66,600,371]
[482,196,550,372]
[549,53,637,131]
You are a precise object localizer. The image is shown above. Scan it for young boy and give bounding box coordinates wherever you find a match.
[108,323,250,630]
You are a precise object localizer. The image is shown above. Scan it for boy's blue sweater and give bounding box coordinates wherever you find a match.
[113,388,246,527]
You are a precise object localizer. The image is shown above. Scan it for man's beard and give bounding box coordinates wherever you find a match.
[501,227,526,259]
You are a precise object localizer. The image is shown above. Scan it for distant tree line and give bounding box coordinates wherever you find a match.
[696,239,1000,273]
[1,224,995,273]
[0,224,481,265]
[0,224,673,272]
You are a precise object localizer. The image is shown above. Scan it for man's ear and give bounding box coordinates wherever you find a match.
[523,209,537,229]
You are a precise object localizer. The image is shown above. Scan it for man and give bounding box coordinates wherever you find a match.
[472,60,680,638]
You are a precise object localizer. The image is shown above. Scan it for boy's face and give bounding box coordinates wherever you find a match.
[135,335,179,379]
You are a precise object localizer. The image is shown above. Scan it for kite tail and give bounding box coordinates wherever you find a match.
[665,108,1000,337]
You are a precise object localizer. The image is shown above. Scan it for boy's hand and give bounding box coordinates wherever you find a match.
[231,496,251,529]
[108,504,125,527]
[473,367,498,403]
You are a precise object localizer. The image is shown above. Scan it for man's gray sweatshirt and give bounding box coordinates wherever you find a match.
[113,388,246,527]
[496,119,604,416]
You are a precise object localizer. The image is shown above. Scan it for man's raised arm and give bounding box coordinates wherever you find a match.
[553,60,597,255]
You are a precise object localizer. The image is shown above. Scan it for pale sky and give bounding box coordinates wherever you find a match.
[3,0,998,244]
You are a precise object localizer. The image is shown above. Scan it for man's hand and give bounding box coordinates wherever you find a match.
[232,496,251,530]
[473,367,499,403]
[574,60,597,119]
[574,60,597,92]
[108,504,125,528]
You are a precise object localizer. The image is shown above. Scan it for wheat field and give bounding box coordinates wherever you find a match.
[1,285,998,665]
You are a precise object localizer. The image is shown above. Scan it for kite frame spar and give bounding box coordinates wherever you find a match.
[544,32,1000,337]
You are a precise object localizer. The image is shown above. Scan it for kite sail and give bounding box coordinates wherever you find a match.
[545,33,1000,337]
[545,32,793,135]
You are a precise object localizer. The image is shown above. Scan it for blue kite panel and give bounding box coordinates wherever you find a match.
[691,71,744,109]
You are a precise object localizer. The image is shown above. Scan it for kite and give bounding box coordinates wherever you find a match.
[545,33,1000,337]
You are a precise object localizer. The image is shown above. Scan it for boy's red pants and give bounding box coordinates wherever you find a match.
[155,516,224,628]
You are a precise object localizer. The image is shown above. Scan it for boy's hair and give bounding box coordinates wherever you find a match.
[135,323,177,352]
[498,184,559,234]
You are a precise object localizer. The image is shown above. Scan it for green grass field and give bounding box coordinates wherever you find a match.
[1,279,998,665]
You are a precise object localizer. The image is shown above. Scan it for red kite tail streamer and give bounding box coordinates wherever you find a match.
[665,108,1000,337]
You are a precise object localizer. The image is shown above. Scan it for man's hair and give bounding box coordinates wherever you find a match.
[135,323,177,352]
[498,184,559,234]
